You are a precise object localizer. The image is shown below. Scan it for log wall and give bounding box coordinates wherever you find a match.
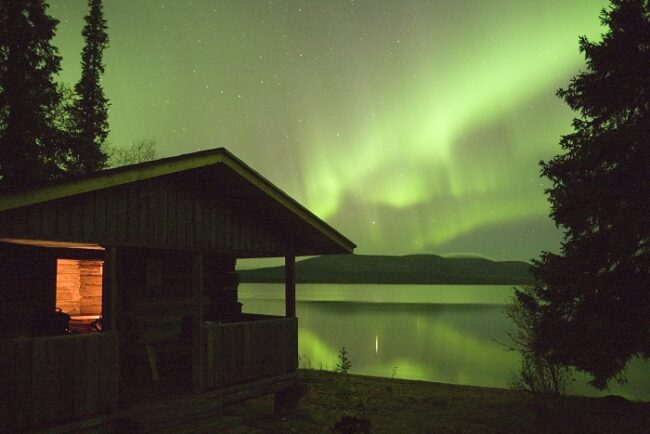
[0,332,119,432]
[56,259,103,316]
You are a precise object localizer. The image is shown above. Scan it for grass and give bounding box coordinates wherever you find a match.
[225,370,650,433]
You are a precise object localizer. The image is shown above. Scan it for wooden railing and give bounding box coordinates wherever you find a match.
[0,332,118,432]
[200,315,298,390]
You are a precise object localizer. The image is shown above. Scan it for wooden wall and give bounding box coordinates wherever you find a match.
[0,173,291,256]
[200,316,298,391]
[56,259,103,316]
[0,244,57,338]
[0,332,119,432]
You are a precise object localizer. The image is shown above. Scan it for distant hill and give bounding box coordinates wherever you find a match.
[238,254,533,285]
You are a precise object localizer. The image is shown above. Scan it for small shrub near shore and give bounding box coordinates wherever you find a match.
[505,285,573,395]
[336,347,352,374]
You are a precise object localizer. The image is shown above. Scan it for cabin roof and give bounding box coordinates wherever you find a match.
[0,148,355,256]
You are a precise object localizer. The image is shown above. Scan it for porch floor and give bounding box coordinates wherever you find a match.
[120,364,193,408]
[35,372,296,434]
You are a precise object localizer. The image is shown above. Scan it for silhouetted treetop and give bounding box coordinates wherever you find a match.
[0,0,65,185]
[526,0,650,389]
[67,0,109,173]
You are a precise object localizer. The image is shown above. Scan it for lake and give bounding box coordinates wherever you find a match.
[239,283,650,401]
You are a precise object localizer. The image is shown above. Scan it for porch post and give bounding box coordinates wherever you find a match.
[101,246,120,412]
[192,252,206,393]
[285,255,296,318]
[102,246,117,331]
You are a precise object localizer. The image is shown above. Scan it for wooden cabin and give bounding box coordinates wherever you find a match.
[0,148,355,432]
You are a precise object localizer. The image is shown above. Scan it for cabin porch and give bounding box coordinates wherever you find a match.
[119,312,298,404]
[113,248,298,395]
[0,316,298,433]
[0,242,299,432]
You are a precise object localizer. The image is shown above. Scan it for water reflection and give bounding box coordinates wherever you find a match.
[240,283,649,400]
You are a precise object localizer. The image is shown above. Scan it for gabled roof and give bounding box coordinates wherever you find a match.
[0,148,355,256]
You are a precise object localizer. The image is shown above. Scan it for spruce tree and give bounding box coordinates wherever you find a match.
[0,0,64,185]
[68,0,109,173]
[521,0,650,389]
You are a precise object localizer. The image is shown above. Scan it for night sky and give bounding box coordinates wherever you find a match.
[50,0,606,261]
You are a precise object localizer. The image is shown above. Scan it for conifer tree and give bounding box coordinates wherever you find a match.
[0,0,64,185]
[68,0,109,173]
[519,0,650,389]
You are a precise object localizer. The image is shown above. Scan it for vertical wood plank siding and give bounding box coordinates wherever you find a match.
[0,177,284,255]
[116,185,129,242]
[94,189,106,240]
[0,332,118,432]
[200,316,298,391]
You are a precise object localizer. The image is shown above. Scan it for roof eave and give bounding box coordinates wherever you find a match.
[0,148,356,254]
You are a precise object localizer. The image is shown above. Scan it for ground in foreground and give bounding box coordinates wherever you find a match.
[224,370,650,433]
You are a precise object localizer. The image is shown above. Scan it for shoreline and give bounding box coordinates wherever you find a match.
[224,370,650,433]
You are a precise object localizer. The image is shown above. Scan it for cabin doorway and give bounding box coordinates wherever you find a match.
[55,259,104,333]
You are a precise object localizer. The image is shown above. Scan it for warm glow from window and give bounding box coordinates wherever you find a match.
[55,259,103,320]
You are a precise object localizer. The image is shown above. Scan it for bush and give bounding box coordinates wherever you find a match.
[505,285,573,395]
[336,347,352,374]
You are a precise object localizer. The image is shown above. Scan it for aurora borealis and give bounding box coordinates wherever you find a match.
[50,0,607,261]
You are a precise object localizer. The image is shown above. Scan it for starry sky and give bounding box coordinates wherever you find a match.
[50,0,607,261]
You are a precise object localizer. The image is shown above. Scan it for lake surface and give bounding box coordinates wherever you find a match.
[239,283,650,401]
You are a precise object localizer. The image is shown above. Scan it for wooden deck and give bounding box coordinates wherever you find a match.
[34,372,296,433]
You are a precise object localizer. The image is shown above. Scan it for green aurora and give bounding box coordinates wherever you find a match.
[50,0,608,260]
